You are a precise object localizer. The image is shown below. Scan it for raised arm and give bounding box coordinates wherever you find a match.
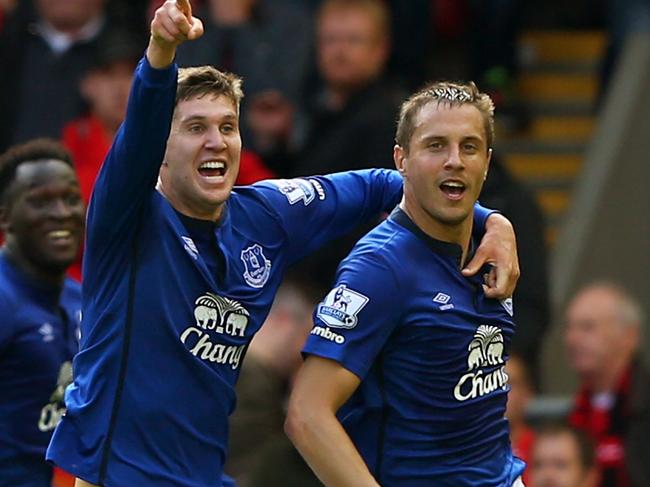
[87,1,204,245]
[285,356,380,487]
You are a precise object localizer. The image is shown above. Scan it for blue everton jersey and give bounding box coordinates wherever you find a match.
[303,208,525,486]
[47,57,494,486]
[0,253,80,464]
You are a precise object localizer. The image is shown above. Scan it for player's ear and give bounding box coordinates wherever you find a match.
[484,147,492,181]
[394,144,407,177]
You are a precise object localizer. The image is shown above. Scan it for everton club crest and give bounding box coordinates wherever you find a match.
[241,244,272,288]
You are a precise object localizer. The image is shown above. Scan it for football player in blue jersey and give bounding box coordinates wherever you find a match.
[287,82,527,486]
[47,2,520,486]
[0,139,83,487]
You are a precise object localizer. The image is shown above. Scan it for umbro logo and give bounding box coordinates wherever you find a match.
[182,236,199,260]
[433,292,454,310]
[39,323,55,342]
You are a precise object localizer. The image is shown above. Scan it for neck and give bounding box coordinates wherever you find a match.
[3,239,66,289]
[399,196,473,266]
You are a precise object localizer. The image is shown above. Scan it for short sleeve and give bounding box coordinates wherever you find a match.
[302,253,404,380]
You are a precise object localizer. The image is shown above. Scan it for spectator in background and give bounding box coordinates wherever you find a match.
[289,0,404,176]
[62,31,142,206]
[480,156,549,384]
[0,0,116,152]
[564,282,650,487]
[0,139,83,486]
[226,279,319,487]
[506,352,536,485]
[0,0,18,31]
[174,0,312,173]
[531,424,599,487]
[264,0,406,291]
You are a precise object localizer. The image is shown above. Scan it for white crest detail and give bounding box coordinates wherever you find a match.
[240,244,272,288]
[316,285,369,329]
[273,178,317,205]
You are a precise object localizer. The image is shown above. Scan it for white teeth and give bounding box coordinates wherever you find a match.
[199,161,225,170]
[48,230,71,238]
[442,181,465,188]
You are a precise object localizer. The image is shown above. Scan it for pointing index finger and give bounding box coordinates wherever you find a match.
[176,0,192,20]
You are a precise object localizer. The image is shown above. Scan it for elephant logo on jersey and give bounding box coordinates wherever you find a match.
[467,325,505,370]
[273,178,317,206]
[241,244,272,288]
[38,361,73,432]
[194,293,250,337]
[317,285,369,329]
[454,325,508,402]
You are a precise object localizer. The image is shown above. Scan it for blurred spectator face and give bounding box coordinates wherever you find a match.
[81,61,134,134]
[564,285,639,382]
[208,0,256,26]
[317,1,389,92]
[36,0,105,30]
[532,430,597,487]
[505,354,533,426]
[2,160,84,272]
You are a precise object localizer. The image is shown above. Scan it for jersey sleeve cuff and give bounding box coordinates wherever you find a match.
[138,55,178,87]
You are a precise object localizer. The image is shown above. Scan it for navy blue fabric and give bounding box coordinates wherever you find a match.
[0,253,80,480]
[303,208,525,486]
[47,56,495,487]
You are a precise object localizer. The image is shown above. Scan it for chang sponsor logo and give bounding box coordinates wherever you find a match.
[453,325,509,402]
[180,293,251,369]
[311,326,345,344]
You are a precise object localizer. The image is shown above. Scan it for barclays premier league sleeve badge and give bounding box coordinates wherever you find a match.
[316,285,369,329]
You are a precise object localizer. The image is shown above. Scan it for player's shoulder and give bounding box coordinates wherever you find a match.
[236,177,325,208]
[346,213,415,267]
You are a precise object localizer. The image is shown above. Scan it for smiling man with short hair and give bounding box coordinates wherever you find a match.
[286,82,525,486]
[0,138,83,486]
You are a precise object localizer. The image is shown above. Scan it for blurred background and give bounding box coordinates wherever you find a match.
[1,0,648,486]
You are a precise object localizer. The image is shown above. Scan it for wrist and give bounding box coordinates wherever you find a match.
[146,36,176,69]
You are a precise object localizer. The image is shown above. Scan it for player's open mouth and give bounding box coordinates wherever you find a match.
[440,180,466,200]
[198,161,227,181]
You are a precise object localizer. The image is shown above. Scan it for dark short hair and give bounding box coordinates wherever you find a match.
[0,138,74,204]
[535,423,596,470]
[176,66,244,110]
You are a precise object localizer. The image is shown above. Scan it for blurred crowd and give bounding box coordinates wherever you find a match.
[0,0,648,486]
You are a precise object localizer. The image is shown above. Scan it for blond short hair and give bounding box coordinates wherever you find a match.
[395,81,495,153]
